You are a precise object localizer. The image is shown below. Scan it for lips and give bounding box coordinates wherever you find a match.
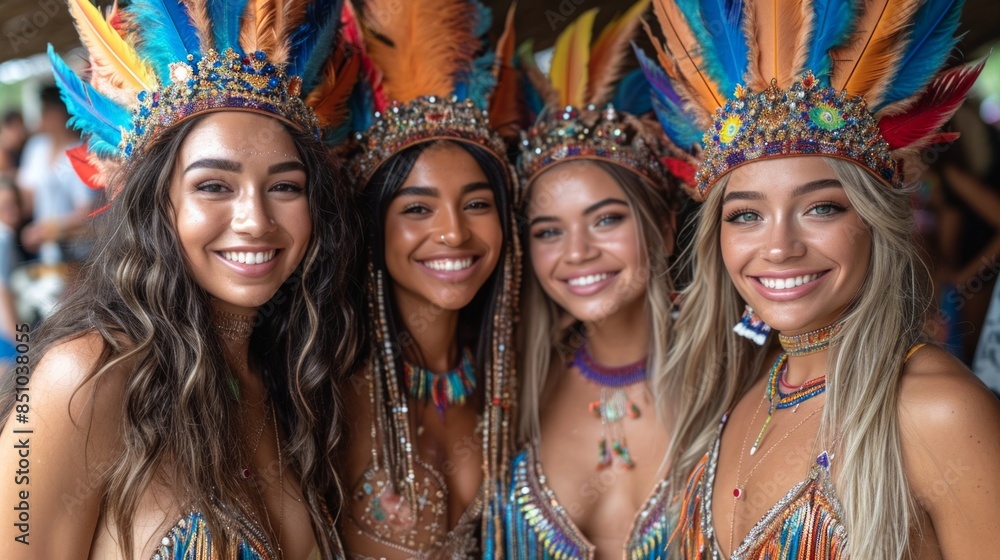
[220,249,278,265]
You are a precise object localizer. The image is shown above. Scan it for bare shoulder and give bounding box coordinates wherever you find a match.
[896,344,1000,552]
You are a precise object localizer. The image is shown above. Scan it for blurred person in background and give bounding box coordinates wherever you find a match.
[0,111,27,172]
[0,175,20,360]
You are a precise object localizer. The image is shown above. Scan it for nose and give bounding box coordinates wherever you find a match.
[231,187,277,238]
[564,225,598,264]
[435,207,470,247]
[760,215,806,262]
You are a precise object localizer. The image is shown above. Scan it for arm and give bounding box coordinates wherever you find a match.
[0,332,124,558]
[899,346,1000,556]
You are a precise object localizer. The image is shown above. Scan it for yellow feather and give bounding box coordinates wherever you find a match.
[68,0,155,97]
[587,0,650,106]
[550,8,597,107]
[831,0,922,106]
[364,0,479,103]
[651,0,723,111]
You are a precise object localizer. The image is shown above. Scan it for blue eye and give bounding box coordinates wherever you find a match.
[808,203,844,216]
[532,227,560,240]
[596,214,624,227]
[724,209,760,223]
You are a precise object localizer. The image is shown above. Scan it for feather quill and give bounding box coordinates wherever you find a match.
[830,0,922,107]
[364,0,479,103]
[550,8,597,107]
[130,0,202,82]
[801,0,856,85]
[305,47,360,127]
[743,0,807,89]
[878,58,984,152]
[209,0,249,54]
[650,0,724,111]
[877,0,965,109]
[287,0,345,91]
[587,0,651,106]
[489,4,521,140]
[48,46,130,158]
[686,0,747,96]
[67,0,157,104]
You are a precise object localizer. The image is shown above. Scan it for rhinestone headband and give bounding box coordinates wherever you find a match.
[696,73,898,197]
[518,104,673,191]
[124,49,320,157]
[350,95,509,186]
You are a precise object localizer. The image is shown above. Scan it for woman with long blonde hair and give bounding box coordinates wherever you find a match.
[641,0,1000,558]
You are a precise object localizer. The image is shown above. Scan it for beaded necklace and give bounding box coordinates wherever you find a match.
[777,322,843,356]
[403,347,477,419]
[571,341,647,469]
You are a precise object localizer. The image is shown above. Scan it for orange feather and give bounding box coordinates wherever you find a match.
[831,0,922,106]
[182,0,214,51]
[651,0,723,111]
[518,41,559,109]
[743,0,807,90]
[587,0,650,106]
[363,0,479,103]
[241,0,289,61]
[550,8,597,107]
[306,48,360,127]
[489,3,521,141]
[68,0,156,104]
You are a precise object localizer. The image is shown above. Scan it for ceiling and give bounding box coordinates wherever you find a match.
[3,0,999,73]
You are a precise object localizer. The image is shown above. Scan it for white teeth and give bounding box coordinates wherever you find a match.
[222,250,276,265]
[759,273,821,290]
[567,272,612,287]
[423,258,474,271]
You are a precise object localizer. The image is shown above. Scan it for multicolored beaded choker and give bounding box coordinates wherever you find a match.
[777,322,843,356]
[571,341,647,470]
[403,348,476,420]
[749,353,827,455]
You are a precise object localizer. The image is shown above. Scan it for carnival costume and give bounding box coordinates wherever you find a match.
[338,1,520,557]
[637,0,982,558]
[503,3,684,558]
[52,0,355,557]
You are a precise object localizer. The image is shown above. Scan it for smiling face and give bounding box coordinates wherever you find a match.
[527,161,648,324]
[719,157,871,335]
[169,112,312,315]
[383,143,503,312]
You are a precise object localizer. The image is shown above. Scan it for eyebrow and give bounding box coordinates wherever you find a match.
[185,158,241,173]
[268,160,306,174]
[528,198,629,227]
[394,181,492,199]
[723,178,844,203]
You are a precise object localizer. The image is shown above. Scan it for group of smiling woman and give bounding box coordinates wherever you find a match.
[2,0,999,559]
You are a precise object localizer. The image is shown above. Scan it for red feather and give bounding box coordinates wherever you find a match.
[662,156,696,187]
[67,145,103,190]
[878,59,984,151]
[341,2,387,112]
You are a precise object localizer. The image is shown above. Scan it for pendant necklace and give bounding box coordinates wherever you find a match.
[571,340,646,470]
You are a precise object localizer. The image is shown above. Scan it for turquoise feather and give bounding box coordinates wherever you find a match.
[877,0,965,108]
[209,0,249,56]
[634,44,703,149]
[802,0,856,86]
[471,0,492,39]
[675,0,746,97]
[130,0,202,83]
[612,69,652,116]
[287,0,344,91]
[48,45,128,158]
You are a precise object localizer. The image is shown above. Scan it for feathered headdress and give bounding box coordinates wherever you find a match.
[53,0,357,198]
[343,0,518,184]
[516,0,685,195]
[640,0,982,199]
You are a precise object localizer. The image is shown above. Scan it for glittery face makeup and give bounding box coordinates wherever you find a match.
[170,112,312,315]
[719,157,871,335]
[383,143,503,312]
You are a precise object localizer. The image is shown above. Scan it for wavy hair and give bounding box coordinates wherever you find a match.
[663,157,930,558]
[518,160,678,443]
[0,114,365,559]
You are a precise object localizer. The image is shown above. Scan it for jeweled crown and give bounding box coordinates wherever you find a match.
[697,73,897,196]
[519,104,673,192]
[125,49,320,158]
[349,95,508,185]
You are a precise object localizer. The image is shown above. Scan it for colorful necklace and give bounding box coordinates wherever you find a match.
[749,353,828,455]
[403,348,476,420]
[777,322,843,356]
[571,341,647,470]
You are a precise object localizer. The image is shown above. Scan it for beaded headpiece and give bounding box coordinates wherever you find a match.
[341,0,518,185]
[639,0,983,200]
[517,0,686,195]
[53,0,357,197]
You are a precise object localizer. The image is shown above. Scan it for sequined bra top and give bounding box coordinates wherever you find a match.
[503,443,672,560]
[151,510,274,560]
[672,414,847,560]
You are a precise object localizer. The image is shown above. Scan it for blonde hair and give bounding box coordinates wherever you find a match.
[663,156,930,558]
[518,160,677,442]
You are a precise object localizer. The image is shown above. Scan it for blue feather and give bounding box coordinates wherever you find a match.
[287,0,344,92]
[471,0,492,38]
[612,69,652,116]
[802,0,856,85]
[209,0,249,55]
[633,44,684,107]
[680,0,747,95]
[652,91,704,149]
[454,52,495,108]
[878,0,965,108]
[48,45,129,157]
[130,0,202,82]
